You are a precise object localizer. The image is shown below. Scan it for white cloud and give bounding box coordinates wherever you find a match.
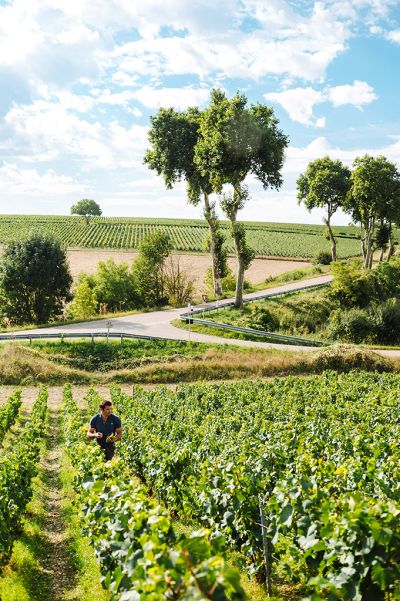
[265,87,325,126]
[266,80,377,126]
[131,86,211,109]
[2,99,149,169]
[0,163,87,196]
[386,28,400,43]
[327,80,377,108]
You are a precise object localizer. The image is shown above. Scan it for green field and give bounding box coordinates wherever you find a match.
[0,215,363,258]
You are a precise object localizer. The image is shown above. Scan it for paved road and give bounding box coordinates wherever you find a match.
[9,274,400,356]
[13,275,332,352]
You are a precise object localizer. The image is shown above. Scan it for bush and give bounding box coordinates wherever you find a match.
[326,308,375,343]
[310,344,391,373]
[314,251,331,265]
[203,266,251,295]
[329,261,377,308]
[369,297,400,344]
[246,305,279,331]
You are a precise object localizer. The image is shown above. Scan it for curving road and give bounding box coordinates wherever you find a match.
[6,274,400,357]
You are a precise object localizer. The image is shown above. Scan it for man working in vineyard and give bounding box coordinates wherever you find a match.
[87,400,122,460]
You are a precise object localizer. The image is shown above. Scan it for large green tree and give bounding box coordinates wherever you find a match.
[144,107,226,296]
[297,156,351,262]
[0,234,72,324]
[195,89,288,307]
[71,198,102,224]
[345,155,400,268]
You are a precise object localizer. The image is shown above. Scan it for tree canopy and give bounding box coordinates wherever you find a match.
[0,234,72,324]
[297,156,351,261]
[71,198,102,224]
[345,155,400,268]
[144,105,225,295]
[194,89,288,307]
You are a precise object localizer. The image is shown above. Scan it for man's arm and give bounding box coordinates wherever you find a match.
[114,426,122,442]
[87,426,103,440]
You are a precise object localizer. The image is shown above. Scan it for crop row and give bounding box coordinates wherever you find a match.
[0,388,22,445]
[0,386,48,564]
[110,373,400,600]
[0,215,362,258]
[63,385,247,600]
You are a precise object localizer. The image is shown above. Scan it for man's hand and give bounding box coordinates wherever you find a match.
[106,433,116,443]
[96,432,103,439]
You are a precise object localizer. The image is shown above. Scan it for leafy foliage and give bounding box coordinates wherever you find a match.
[70,199,102,224]
[0,234,72,325]
[132,231,172,306]
[0,386,48,564]
[110,374,400,599]
[62,385,247,600]
[0,388,22,445]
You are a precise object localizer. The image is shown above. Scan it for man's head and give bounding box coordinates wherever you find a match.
[99,400,112,416]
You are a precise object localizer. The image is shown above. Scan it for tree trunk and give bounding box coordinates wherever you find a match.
[233,229,245,309]
[379,247,385,262]
[362,217,375,269]
[203,193,223,296]
[325,213,337,262]
[387,233,395,260]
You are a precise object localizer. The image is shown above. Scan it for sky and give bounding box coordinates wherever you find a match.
[0,0,399,225]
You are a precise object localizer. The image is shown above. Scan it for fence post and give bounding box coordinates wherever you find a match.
[60,333,64,345]
[29,335,32,346]
[258,494,272,597]
[91,333,94,347]
[120,333,123,345]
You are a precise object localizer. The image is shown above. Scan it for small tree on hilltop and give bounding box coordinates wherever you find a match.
[0,234,72,325]
[71,198,102,224]
[297,156,351,262]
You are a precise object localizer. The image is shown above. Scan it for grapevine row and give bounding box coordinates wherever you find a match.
[63,385,247,600]
[0,386,48,565]
[110,374,400,600]
[0,215,364,258]
[0,388,22,445]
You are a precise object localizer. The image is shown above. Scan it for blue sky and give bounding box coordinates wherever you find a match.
[0,0,399,225]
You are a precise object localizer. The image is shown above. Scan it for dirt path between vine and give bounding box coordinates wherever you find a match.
[40,388,76,601]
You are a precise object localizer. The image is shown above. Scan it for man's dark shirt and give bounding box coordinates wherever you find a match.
[90,413,121,448]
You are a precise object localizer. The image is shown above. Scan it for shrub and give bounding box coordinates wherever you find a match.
[310,344,391,373]
[246,305,279,331]
[369,297,400,344]
[329,261,377,308]
[326,308,375,343]
[203,266,251,295]
[314,251,331,265]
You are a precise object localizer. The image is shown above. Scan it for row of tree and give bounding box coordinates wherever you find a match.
[145,89,400,306]
[297,155,400,268]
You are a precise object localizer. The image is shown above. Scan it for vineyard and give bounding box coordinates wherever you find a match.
[0,215,365,258]
[2,374,399,600]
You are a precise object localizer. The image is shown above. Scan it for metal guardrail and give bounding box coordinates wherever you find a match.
[0,331,179,343]
[180,281,329,347]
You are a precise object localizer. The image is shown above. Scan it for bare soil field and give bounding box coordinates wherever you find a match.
[67,249,311,289]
